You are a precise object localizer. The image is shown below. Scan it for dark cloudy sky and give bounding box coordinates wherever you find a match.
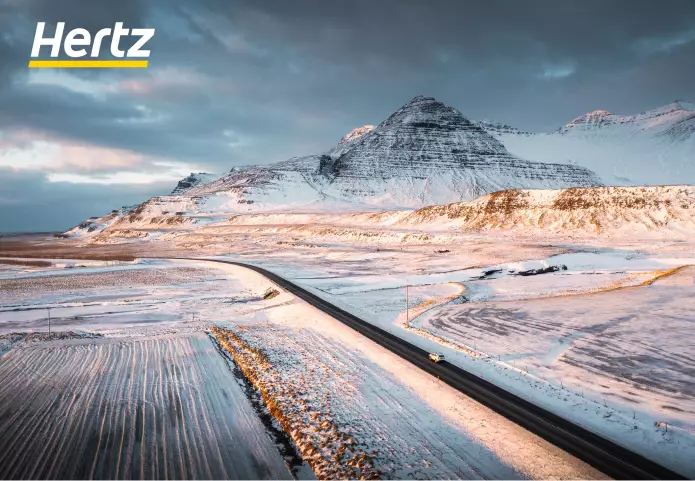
[1,0,694,232]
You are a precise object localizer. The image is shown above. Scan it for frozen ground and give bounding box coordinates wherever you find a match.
[202,239,695,477]
[0,258,603,479]
[417,266,695,417]
[0,261,294,480]
[206,262,601,479]
[3,229,694,477]
[0,331,291,479]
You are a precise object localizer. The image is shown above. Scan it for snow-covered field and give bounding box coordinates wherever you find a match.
[0,258,603,479]
[201,238,695,477]
[206,262,601,479]
[0,331,291,479]
[417,265,695,415]
[0,261,295,480]
[3,209,695,477]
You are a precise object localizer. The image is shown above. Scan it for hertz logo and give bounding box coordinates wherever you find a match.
[29,22,155,68]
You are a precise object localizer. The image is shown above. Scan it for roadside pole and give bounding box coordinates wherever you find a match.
[405,284,409,324]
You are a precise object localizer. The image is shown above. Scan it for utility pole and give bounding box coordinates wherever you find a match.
[47,307,51,338]
[405,284,409,324]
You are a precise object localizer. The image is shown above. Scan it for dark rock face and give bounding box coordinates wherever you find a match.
[318,154,337,177]
[475,119,528,136]
[328,96,567,177]
[516,265,568,276]
[171,173,218,195]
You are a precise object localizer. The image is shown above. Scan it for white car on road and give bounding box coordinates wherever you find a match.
[429,352,445,363]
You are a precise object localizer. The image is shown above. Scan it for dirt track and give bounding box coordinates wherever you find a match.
[0,234,171,261]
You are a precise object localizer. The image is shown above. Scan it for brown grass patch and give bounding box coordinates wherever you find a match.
[210,327,379,480]
[482,190,531,216]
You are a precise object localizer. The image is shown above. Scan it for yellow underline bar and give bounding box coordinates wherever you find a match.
[28,60,148,68]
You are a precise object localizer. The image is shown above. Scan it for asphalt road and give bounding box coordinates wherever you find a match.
[202,258,686,480]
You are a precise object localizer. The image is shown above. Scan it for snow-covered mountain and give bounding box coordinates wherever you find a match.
[314,96,601,204]
[183,96,601,212]
[64,205,138,237]
[64,172,218,237]
[478,101,695,186]
[171,172,220,195]
[338,125,374,144]
[68,95,606,239]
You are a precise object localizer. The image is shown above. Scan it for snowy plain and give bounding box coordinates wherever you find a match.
[4,181,695,476]
[198,236,695,478]
[0,258,603,479]
[0,260,298,480]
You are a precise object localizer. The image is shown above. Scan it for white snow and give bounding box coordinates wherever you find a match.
[200,238,695,478]
[205,261,602,479]
[482,102,695,187]
[0,259,603,479]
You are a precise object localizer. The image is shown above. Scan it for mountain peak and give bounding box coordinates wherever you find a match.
[316,95,601,201]
[400,95,449,111]
[380,95,474,132]
[659,100,695,113]
[339,125,374,145]
[171,172,218,195]
[567,109,613,124]
[562,110,614,131]
[405,95,437,105]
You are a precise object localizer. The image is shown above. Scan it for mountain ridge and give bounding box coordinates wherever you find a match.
[401,185,695,238]
[477,101,695,187]
[185,95,602,211]
[171,172,220,195]
[67,95,608,237]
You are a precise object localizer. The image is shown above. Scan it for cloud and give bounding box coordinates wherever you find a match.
[47,169,189,184]
[0,128,201,176]
[189,10,268,57]
[634,27,695,54]
[26,70,115,98]
[538,62,577,80]
[0,168,171,232]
